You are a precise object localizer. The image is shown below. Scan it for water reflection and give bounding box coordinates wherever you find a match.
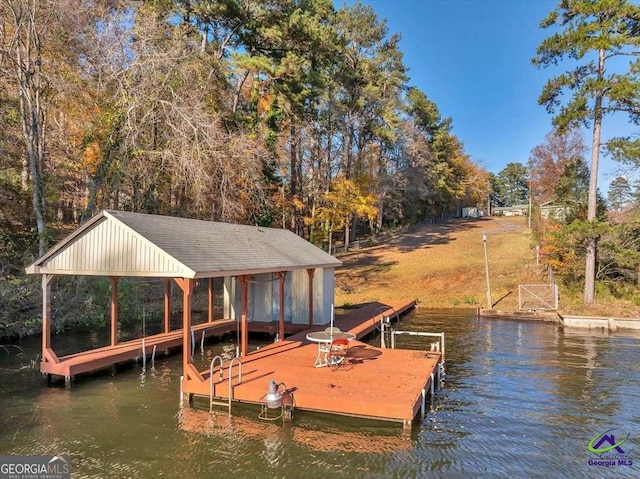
[179,407,412,455]
[411,310,640,478]
[1,310,639,478]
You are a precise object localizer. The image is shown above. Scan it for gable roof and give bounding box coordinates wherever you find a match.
[26,210,341,278]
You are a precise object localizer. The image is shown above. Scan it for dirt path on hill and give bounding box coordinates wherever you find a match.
[334,216,640,317]
[334,216,535,310]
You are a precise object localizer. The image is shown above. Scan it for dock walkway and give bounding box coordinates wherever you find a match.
[42,318,319,385]
[42,320,235,383]
[185,300,443,429]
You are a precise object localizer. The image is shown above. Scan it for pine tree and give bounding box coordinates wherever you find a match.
[608,176,634,210]
[533,0,640,304]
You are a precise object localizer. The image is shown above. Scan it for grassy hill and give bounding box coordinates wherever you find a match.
[335,216,640,317]
[335,216,536,310]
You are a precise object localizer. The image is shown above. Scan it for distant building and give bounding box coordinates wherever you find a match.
[462,207,478,218]
[492,204,529,216]
[461,207,487,218]
[540,201,567,222]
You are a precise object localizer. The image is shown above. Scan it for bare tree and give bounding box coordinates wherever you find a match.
[97,5,271,221]
[0,0,51,254]
[528,129,588,204]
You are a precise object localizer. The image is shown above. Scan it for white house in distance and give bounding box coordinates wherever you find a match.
[492,204,529,216]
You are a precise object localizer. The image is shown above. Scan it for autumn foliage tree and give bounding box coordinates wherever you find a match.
[529,129,588,204]
[0,0,494,336]
[0,0,52,255]
[314,176,378,254]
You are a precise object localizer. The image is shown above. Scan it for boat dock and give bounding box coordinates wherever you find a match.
[28,211,442,428]
[42,318,318,386]
[478,309,640,332]
[183,300,444,429]
[41,297,443,429]
[42,320,236,384]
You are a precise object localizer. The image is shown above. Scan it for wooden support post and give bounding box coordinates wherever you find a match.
[176,278,194,375]
[239,275,249,357]
[277,272,286,341]
[110,276,119,346]
[164,278,171,333]
[208,278,214,323]
[307,269,315,327]
[41,274,54,365]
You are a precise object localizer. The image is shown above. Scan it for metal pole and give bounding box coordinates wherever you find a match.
[483,232,492,309]
[430,373,435,401]
[528,180,532,229]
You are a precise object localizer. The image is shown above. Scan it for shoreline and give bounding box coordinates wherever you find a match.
[477,308,640,331]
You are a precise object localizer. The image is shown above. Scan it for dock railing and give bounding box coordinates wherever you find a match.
[388,329,445,411]
[389,330,445,364]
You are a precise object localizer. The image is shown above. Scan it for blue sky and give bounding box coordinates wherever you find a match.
[351,0,633,191]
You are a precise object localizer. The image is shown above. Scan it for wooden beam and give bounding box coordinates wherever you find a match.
[277,272,286,341]
[43,348,59,364]
[239,275,248,357]
[208,278,214,323]
[175,278,195,375]
[307,268,315,327]
[164,278,171,333]
[185,363,204,382]
[110,277,119,346]
[41,274,54,361]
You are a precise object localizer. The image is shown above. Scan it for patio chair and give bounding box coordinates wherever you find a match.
[328,338,350,370]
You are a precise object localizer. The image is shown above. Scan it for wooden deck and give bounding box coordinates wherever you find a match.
[42,320,236,381]
[42,298,442,428]
[330,300,416,339]
[39,308,379,384]
[183,300,443,428]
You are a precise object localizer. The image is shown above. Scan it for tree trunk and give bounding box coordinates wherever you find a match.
[583,48,605,305]
[289,123,298,232]
[309,200,316,243]
[232,70,250,113]
[376,195,383,233]
[9,0,49,255]
[344,215,350,253]
[351,214,357,245]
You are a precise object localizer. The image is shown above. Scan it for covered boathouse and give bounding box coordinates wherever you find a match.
[25,210,342,386]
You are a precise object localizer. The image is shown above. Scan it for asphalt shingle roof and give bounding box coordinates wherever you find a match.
[26,210,341,278]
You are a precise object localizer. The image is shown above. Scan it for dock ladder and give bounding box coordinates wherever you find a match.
[209,356,243,414]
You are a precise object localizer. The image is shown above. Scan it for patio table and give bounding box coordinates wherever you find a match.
[306,331,356,367]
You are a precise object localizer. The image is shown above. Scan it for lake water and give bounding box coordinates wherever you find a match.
[1,309,638,478]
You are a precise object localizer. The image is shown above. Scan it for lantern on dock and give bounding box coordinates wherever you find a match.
[265,380,282,408]
[259,380,295,422]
